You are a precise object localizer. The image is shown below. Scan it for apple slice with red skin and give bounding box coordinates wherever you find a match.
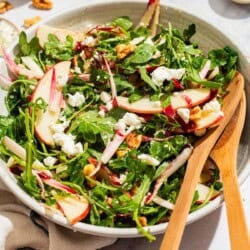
[194,111,224,131]
[30,61,71,146]
[195,183,220,204]
[56,194,90,224]
[36,25,85,48]
[117,88,212,114]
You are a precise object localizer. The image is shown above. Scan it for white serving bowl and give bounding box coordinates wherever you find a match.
[0,0,250,238]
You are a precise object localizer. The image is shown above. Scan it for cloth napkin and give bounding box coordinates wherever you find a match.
[0,180,116,250]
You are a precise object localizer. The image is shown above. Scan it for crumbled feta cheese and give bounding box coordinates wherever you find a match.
[119,173,127,184]
[122,112,144,129]
[57,74,69,87]
[177,108,190,124]
[105,101,113,111]
[138,154,160,166]
[43,156,57,167]
[114,119,127,133]
[53,132,83,156]
[130,36,145,45]
[53,133,75,147]
[82,36,96,47]
[50,120,69,133]
[98,110,106,118]
[203,99,221,113]
[151,66,185,86]
[67,92,85,107]
[100,91,112,103]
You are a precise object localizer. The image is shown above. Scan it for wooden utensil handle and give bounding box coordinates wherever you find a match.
[221,168,250,250]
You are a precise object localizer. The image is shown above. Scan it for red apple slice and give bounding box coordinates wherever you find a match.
[196,183,220,204]
[37,171,78,194]
[117,88,211,114]
[194,111,224,131]
[36,25,85,48]
[117,96,162,114]
[31,61,71,146]
[56,194,90,224]
[171,88,211,109]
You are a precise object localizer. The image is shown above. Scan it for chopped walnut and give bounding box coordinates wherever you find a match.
[190,106,202,120]
[126,133,143,149]
[0,1,13,14]
[32,0,53,10]
[24,16,42,28]
[116,43,136,60]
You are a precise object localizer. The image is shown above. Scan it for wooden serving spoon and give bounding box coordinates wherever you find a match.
[160,72,244,250]
[210,92,250,250]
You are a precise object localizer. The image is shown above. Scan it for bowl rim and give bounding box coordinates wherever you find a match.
[0,0,250,238]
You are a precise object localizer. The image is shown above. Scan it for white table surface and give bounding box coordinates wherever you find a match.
[1,0,250,249]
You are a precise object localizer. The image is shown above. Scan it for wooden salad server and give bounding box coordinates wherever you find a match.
[209,92,250,250]
[160,72,244,250]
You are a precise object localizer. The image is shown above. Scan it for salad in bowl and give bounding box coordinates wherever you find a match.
[0,0,240,240]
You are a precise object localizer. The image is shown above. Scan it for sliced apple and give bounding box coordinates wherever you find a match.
[36,25,85,48]
[196,183,220,204]
[37,171,78,194]
[31,61,71,146]
[117,96,162,114]
[117,88,211,114]
[194,111,224,131]
[171,88,211,109]
[56,194,90,224]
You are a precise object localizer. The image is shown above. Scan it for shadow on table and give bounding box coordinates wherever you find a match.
[209,0,250,19]
[101,206,223,250]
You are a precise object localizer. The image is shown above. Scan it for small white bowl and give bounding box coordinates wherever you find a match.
[0,0,250,238]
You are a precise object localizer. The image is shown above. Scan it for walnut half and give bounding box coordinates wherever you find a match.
[32,0,53,10]
[0,1,13,14]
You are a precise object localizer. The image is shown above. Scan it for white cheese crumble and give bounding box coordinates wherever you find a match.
[152,101,161,108]
[105,101,113,111]
[138,154,160,166]
[151,66,185,86]
[57,74,69,87]
[177,108,190,124]
[100,91,112,103]
[43,156,57,167]
[53,133,83,156]
[122,112,144,129]
[0,21,18,55]
[50,120,69,134]
[82,36,96,47]
[203,99,221,113]
[67,92,85,107]
[98,110,106,118]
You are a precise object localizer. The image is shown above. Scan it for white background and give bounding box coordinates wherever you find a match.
[1,0,250,249]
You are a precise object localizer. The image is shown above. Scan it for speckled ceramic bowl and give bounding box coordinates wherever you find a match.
[0,0,250,238]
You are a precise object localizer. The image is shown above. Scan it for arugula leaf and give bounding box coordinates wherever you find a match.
[114,74,135,94]
[139,67,157,91]
[44,34,74,61]
[112,16,133,31]
[18,31,40,56]
[70,111,116,145]
[90,67,110,84]
[149,135,188,161]
[128,43,155,64]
